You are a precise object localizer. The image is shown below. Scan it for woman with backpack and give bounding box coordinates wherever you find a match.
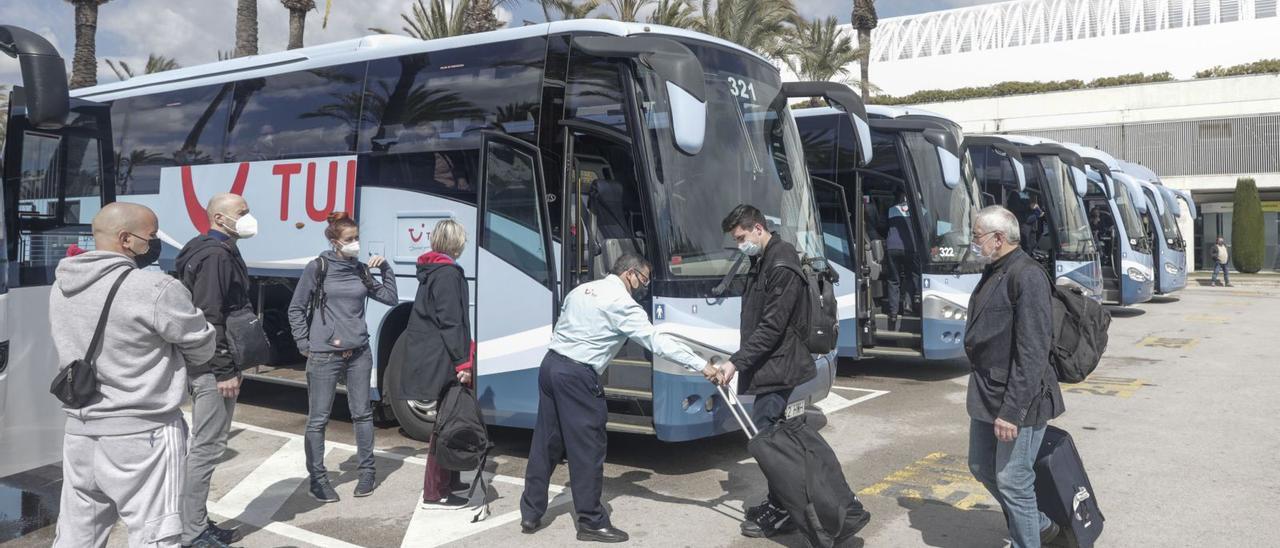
[287,212,398,503]
[387,219,475,509]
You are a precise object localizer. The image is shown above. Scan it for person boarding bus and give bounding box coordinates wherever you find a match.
[519,253,721,543]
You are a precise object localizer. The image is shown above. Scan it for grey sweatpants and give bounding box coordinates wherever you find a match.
[181,373,238,543]
[53,417,187,548]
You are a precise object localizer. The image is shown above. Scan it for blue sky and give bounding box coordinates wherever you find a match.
[0,0,1007,85]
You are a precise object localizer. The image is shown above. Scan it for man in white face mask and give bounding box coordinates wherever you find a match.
[173,193,258,547]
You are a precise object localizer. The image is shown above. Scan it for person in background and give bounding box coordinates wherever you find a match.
[288,212,398,503]
[964,206,1065,547]
[51,203,216,548]
[884,190,919,326]
[174,193,258,548]
[388,219,475,509]
[716,204,818,539]
[520,253,720,543]
[1209,236,1232,287]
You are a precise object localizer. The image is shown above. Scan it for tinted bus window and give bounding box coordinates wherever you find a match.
[225,63,368,161]
[483,141,549,285]
[359,38,545,205]
[565,52,628,132]
[113,84,231,195]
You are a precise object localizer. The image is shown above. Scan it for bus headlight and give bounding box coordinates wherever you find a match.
[1126,267,1149,283]
[1164,262,1179,274]
[923,295,967,322]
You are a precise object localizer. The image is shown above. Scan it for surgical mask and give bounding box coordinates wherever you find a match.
[631,283,649,301]
[130,236,162,268]
[738,240,762,257]
[222,213,258,239]
[969,234,995,263]
[339,240,361,258]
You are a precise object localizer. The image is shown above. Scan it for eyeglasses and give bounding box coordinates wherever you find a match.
[631,269,651,287]
[971,231,993,243]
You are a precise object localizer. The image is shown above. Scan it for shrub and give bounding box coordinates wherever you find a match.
[1231,177,1265,273]
[1194,59,1280,79]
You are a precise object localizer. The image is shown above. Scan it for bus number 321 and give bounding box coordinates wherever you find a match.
[727,77,756,101]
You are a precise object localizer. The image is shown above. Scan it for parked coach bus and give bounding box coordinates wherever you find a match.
[967,135,1104,301]
[0,20,875,473]
[795,105,983,361]
[1121,161,1190,295]
[1063,144,1155,305]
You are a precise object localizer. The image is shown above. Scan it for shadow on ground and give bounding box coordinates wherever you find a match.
[836,357,970,383]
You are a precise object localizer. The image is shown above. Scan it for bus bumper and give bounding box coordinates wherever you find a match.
[922,318,967,361]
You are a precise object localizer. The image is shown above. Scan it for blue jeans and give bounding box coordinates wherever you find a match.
[968,419,1051,548]
[1211,262,1230,284]
[305,347,375,481]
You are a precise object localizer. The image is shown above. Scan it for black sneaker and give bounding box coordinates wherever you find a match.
[451,480,471,492]
[354,472,376,497]
[309,478,340,503]
[420,494,468,509]
[187,527,233,548]
[743,500,771,523]
[740,501,795,538]
[206,521,240,544]
[1041,521,1062,544]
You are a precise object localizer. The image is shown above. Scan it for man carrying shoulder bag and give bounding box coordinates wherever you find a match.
[174,193,266,548]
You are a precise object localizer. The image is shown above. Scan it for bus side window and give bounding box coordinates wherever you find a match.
[482,141,549,287]
[15,130,101,285]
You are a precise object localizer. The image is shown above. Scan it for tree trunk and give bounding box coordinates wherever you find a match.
[858,28,871,99]
[236,0,259,57]
[70,2,100,89]
[287,8,307,49]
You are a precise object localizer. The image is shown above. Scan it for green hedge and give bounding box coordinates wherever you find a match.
[1194,59,1280,79]
[873,72,1174,105]
[1231,177,1265,273]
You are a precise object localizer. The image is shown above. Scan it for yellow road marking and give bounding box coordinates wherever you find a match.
[1064,376,1145,398]
[1137,336,1198,349]
[858,452,995,510]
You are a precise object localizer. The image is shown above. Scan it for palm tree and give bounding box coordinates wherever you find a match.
[604,0,653,21]
[783,17,861,84]
[65,0,111,89]
[236,0,259,57]
[463,0,521,33]
[695,0,796,59]
[105,54,181,81]
[648,0,697,28]
[370,0,470,40]
[543,0,603,20]
[0,86,9,151]
[281,0,316,49]
[852,0,877,99]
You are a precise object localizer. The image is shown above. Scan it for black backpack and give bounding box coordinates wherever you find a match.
[1008,262,1111,384]
[773,260,840,355]
[434,383,494,521]
[304,256,378,330]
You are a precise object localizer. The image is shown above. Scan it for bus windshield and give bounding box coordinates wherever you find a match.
[1156,191,1184,244]
[1038,155,1096,256]
[902,131,981,271]
[641,40,820,278]
[1113,182,1148,249]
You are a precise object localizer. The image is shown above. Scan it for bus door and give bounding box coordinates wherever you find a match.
[473,132,557,428]
[1,91,113,476]
[812,177,863,358]
[559,120,654,433]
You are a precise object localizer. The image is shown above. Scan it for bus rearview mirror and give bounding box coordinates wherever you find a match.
[0,25,69,129]
[923,129,962,189]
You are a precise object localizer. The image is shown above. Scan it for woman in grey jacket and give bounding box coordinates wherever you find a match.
[288,212,398,503]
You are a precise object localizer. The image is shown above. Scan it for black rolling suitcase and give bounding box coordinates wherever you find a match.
[718,385,870,547]
[1035,425,1104,547]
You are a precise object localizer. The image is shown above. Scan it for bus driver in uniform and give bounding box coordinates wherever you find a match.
[520,253,721,543]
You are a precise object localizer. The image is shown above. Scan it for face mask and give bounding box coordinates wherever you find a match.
[131,236,162,268]
[969,234,995,263]
[223,213,258,239]
[629,270,650,301]
[738,239,762,257]
[339,240,361,258]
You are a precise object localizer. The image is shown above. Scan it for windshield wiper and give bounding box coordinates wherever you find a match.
[711,251,749,298]
[733,100,763,174]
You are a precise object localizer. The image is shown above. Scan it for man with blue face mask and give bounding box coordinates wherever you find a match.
[717,204,815,539]
[174,193,259,547]
[964,206,1065,547]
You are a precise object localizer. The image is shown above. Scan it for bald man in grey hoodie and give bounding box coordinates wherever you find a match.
[50,202,216,548]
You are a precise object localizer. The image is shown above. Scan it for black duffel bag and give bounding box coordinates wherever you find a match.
[225,306,271,368]
[720,385,871,547]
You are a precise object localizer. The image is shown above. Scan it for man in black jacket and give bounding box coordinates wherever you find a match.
[717,204,815,539]
[174,193,257,548]
[964,205,1065,548]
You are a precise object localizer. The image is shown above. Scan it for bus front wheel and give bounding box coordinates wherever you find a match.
[384,335,437,441]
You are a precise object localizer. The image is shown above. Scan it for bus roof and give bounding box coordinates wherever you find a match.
[1118,161,1162,184]
[72,20,771,102]
[865,104,949,120]
[1063,143,1122,172]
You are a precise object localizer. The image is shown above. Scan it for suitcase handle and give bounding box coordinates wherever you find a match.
[715,382,758,440]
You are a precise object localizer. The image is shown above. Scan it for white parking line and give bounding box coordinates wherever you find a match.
[816,386,890,414]
[203,417,571,548]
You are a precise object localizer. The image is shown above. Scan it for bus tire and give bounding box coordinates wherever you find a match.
[383,335,437,442]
